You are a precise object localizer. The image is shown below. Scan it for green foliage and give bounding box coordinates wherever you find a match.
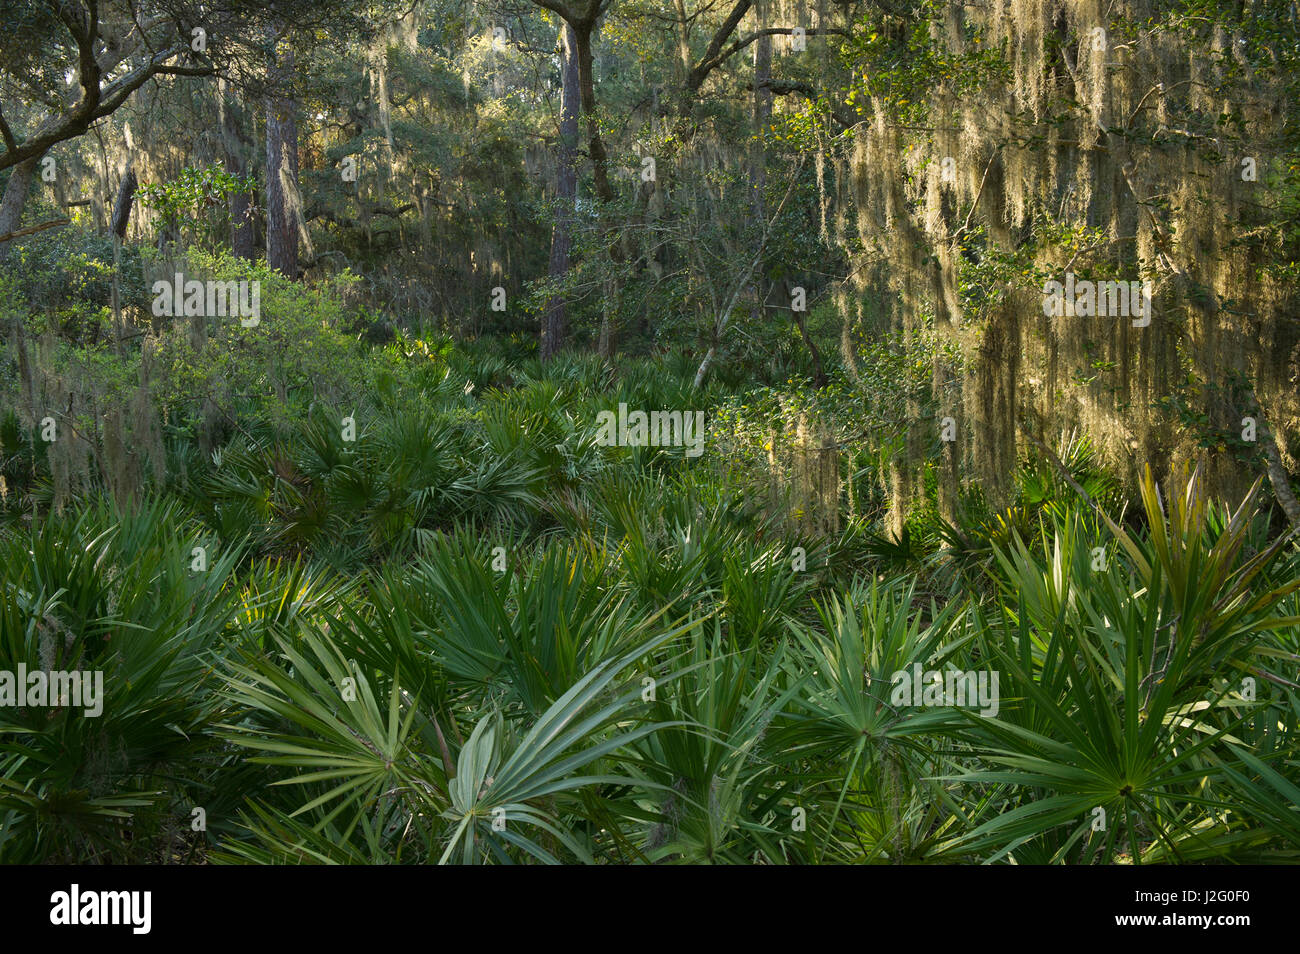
[138,165,257,253]
[3,343,1297,863]
[0,498,242,863]
[148,249,362,428]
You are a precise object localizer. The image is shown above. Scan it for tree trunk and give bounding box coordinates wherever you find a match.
[599,274,617,359]
[219,78,256,261]
[110,167,137,359]
[693,344,717,390]
[789,281,827,387]
[0,158,39,262]
[1260,418,1300,530]
[572,25,613,204]
[541,23,581,360]
[266,38,299,277]
[109,167,137,239]
[749,12,771,327]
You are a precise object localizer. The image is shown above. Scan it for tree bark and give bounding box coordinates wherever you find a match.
[749,14,771,327]
[266,36,299,277]
[0,218,68,246]
[219,78,256,261]
[598,287,614,358]
[541,23,581,360]
[110,167,137,358]
[110,167,138,239]
[684,0,754,94]
[0,158,39,261]
[1259,416,1300,530]
[571,25,613,204]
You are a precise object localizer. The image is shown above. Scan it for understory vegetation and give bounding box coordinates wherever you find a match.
[2,332,1298,864]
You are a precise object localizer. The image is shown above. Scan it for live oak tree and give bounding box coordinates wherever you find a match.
[0,0,369,255]
[831,0,1300,524]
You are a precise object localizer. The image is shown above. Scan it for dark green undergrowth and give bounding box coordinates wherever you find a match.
[1,338,1298,864]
